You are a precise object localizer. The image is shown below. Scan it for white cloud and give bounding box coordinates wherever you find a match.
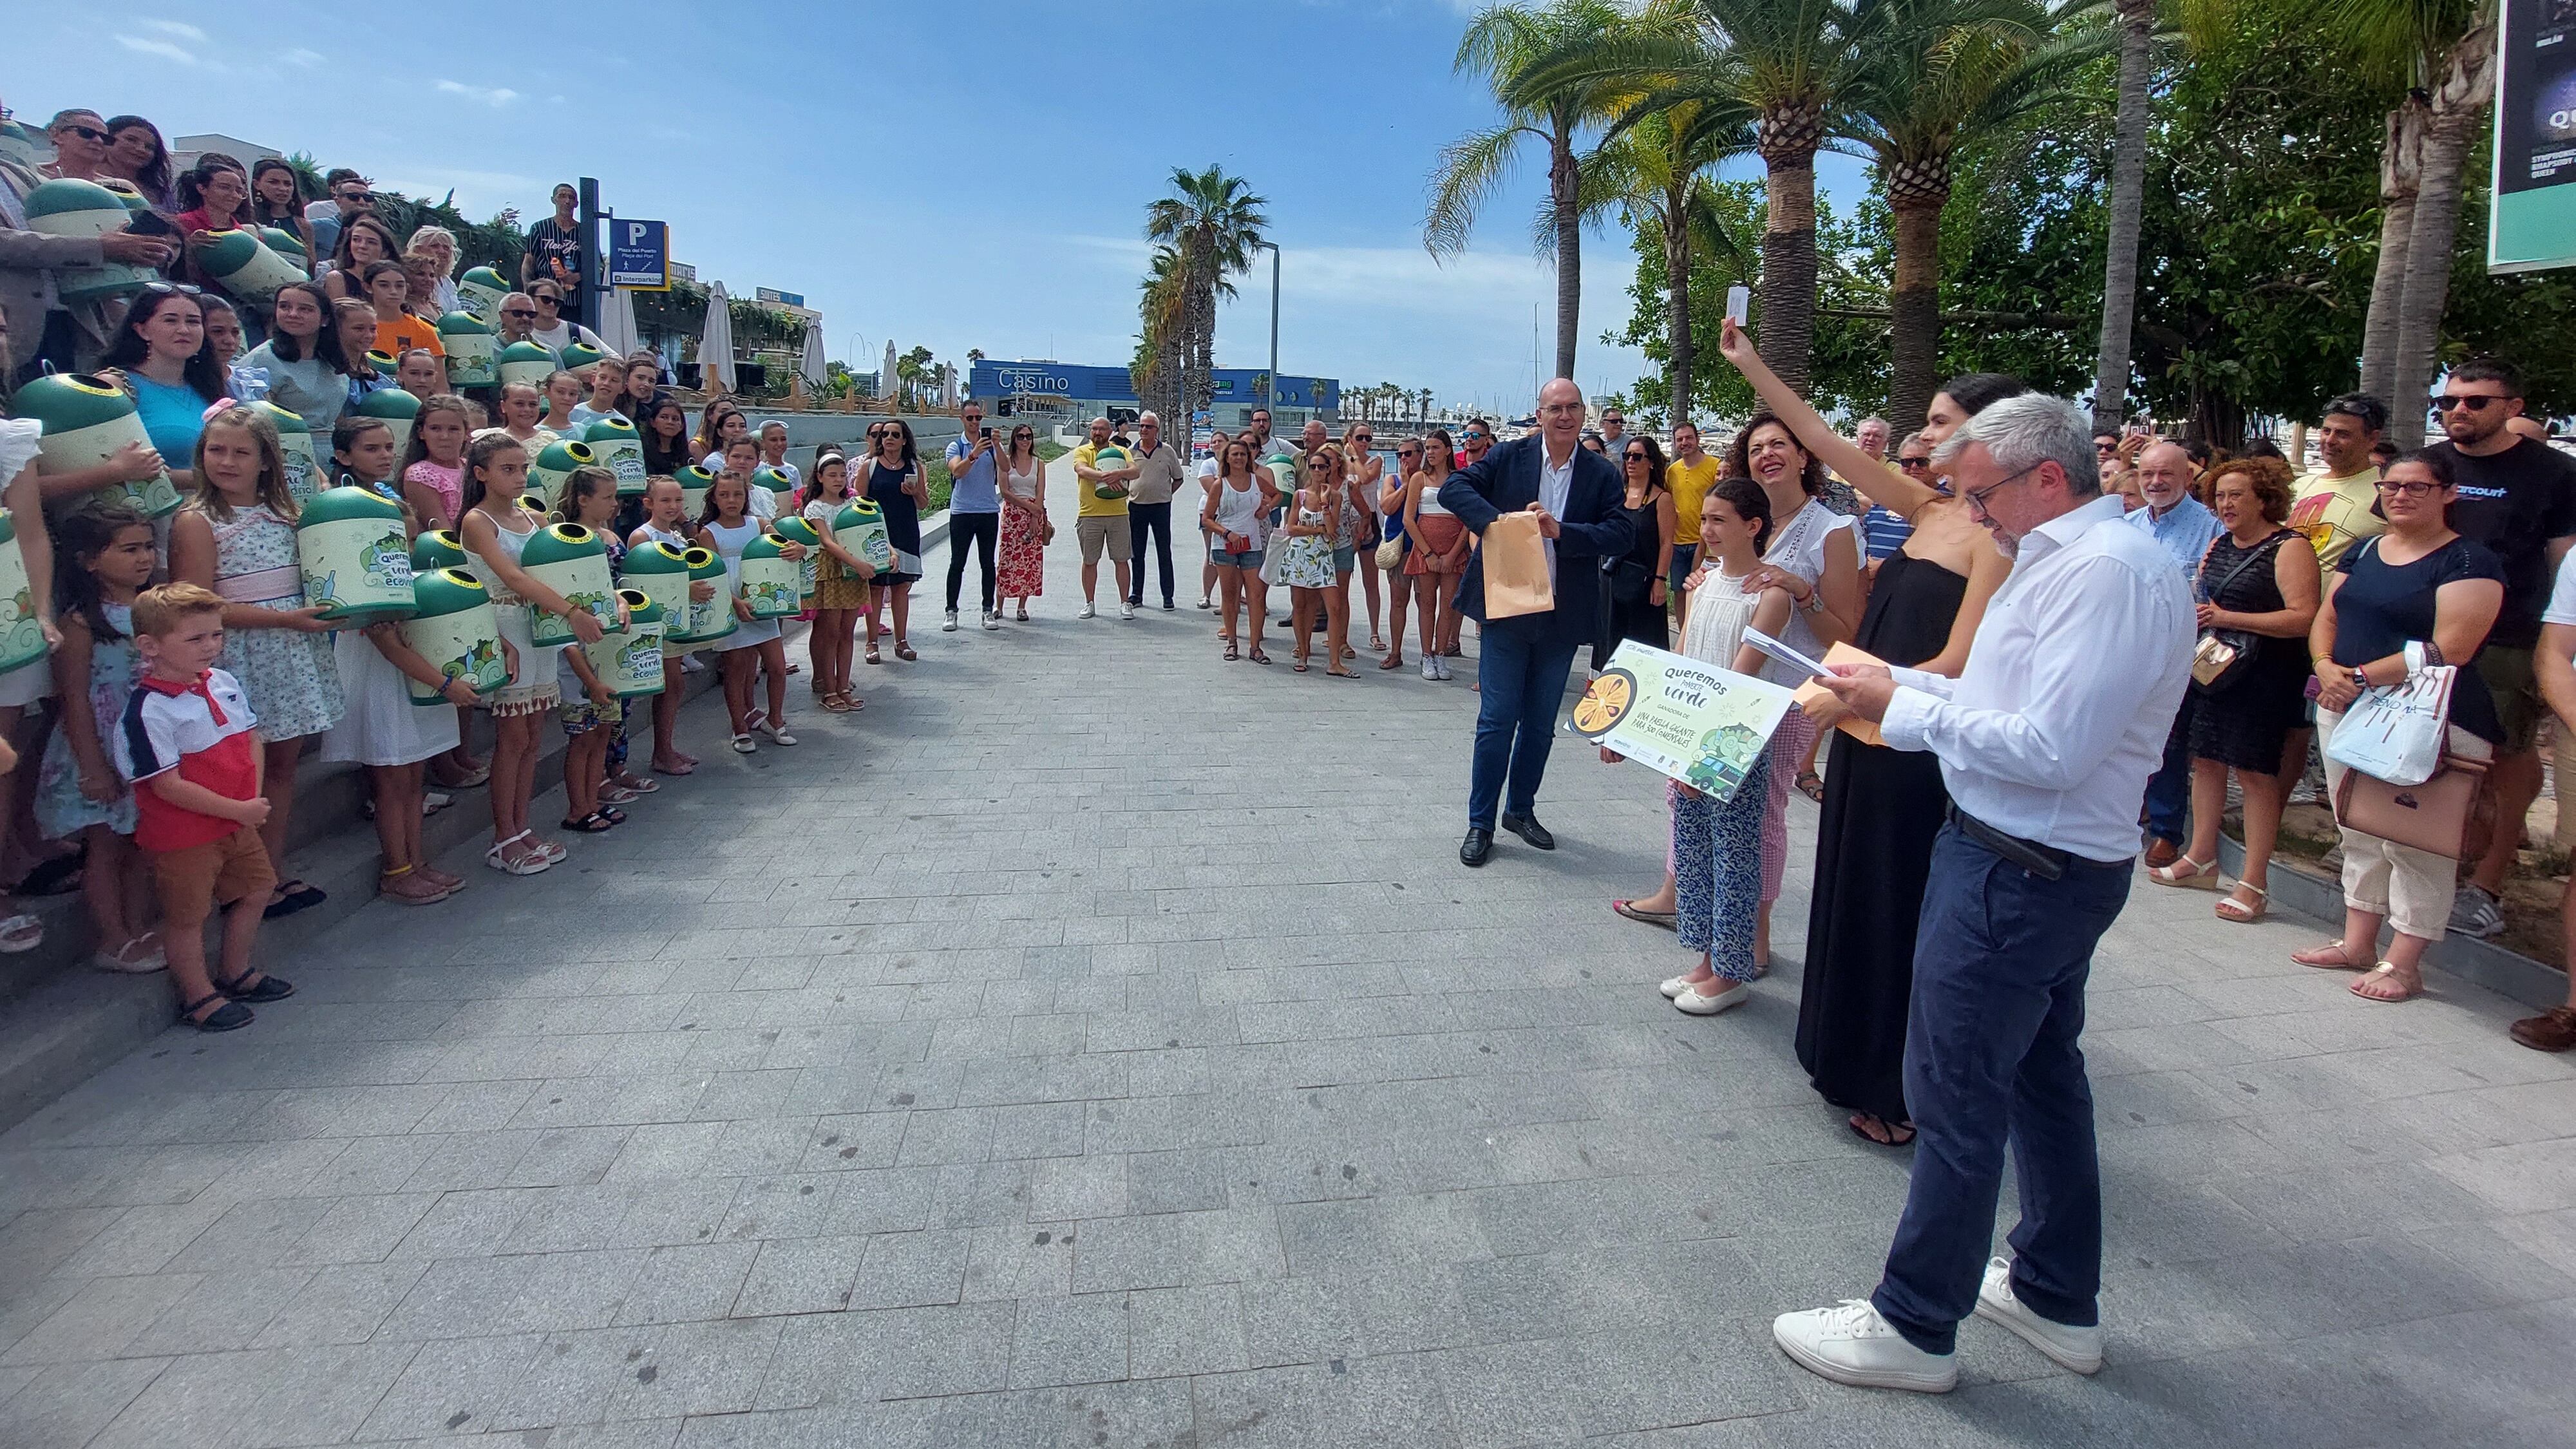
[138,18,208,41]
[283,48,325,67]
[115,35,197,64]
[433,80,520,108]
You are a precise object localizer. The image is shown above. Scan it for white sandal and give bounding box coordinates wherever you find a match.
[0,911,43,954]
[2148,854,2220,889]
[731,734,757,753]
[2214,883,2268,923]
[764,722,797,746]
[484,830,552,876]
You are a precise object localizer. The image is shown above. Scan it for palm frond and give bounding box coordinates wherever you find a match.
[1424,123,1540,256]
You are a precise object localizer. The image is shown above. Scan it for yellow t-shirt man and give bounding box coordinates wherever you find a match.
[2287,467,2382,570]
[1074,442,1133,518]
[1666,453,1721,556]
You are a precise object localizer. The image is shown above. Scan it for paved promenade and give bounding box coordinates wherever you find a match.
[3,462,2571,1447]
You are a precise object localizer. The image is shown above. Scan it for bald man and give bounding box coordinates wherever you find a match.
[1439,379,1636,866]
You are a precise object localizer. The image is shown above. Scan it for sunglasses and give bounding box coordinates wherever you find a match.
[1306,460,1332,472]
[533,294,562,306]
[503,308,538,319]
[62,124,108,143]
[1897,455,1933,470]
[138,281,205,297]
[1624,450,1650,462]
[339,191,375,204]
[2434,395,2502,412]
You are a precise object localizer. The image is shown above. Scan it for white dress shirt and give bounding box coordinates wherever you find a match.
[1879,493,2193,862]
[1538,442,1574,587]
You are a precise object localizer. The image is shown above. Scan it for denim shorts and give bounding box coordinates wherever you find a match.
[1332,545,1356,574]
[1211,547,1265,569]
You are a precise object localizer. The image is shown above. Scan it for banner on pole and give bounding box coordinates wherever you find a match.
[2488,0,2576,274]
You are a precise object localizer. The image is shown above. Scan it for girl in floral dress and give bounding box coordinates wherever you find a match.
[35,504,163,972]
[169,405,346,919]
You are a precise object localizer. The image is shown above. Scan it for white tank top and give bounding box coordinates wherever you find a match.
[1416,473,1453,517]
[1761,498,1853,685]
[1680,568,1762,669]
[1213,476,1263,538]
[464,507,537,605]
[1004,462,1039,500]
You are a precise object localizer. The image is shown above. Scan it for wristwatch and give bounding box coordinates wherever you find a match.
[1799,588,1826,614]
[2351,665,2370,692]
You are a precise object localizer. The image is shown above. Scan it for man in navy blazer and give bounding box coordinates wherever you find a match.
[1439,379,1635,866]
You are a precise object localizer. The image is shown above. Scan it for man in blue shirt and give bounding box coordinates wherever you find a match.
[2123,441,2222,866]
[943,403,1004,630]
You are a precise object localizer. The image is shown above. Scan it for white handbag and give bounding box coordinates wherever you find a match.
[2324,643,2453,788]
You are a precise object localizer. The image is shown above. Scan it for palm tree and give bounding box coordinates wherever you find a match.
[1837,0,2100,433]
[2365,0,2496,445]
[1145,166,1269,433]
[2089,0,2155,429]
[1425,0,1629,382]
[1133,245,1188,429]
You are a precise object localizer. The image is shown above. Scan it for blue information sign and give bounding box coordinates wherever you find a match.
[609,219,670,291]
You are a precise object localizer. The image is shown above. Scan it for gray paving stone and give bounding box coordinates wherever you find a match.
[0,1357,171,1449]
[1007,1291,1129,1388]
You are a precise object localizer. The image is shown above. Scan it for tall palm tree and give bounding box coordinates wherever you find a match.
[1837,0,2100,433]
[1146,166,1269,434]
[1566,99,1754,423]
[1425,0,1629,382]
[2089,0,2155,430]
[2366,0,2496,445]
[1133,245,1188,428]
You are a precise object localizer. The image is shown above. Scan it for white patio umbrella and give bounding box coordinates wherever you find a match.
[697,281,737,392]
[799,322,828,386]
[595,285,640,357]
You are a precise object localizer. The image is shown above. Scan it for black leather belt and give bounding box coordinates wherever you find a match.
[1945,802,2086,881]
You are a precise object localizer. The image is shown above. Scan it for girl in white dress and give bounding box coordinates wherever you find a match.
[694,471,805,752]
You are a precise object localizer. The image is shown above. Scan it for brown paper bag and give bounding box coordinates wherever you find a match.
[1790,641,1890,746]
[1481,511,1553,620]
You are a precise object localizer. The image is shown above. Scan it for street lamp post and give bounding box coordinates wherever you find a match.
[1255,242,1280,419]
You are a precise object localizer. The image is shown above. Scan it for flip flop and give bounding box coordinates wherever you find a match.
[1613,899,1678,929]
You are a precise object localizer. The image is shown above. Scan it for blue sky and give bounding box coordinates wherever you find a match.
[19,0,1868,414]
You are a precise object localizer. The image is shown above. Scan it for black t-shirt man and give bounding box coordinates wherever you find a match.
[524,187,585,323]
[2432,436,2576,650]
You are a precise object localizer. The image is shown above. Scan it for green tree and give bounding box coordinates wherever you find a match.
[2089,0,2157,427]
[1425,0,1630,380]
[1833,0,2101,433]
[1145,166,1269,430]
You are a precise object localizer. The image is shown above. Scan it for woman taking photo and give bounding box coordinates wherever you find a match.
[1403,428,1468,676]
[861,420,929,663]
[2150,457,2320,923]
[99,117,175,210]
[1597,433,1675,670]
[1698,316,2021,1146]
[1201,437,1274,664]
[997,423,1048,620]
[320,215,403,301]
[2295,451,2504,1003]
[239,281,347,438]
[249,158,317,274]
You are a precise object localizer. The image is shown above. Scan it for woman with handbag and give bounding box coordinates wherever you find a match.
[2296,450,2505,1002]
[1202,438,1274,664]
[1594,434,1676,671]
[2150,457,2320,922]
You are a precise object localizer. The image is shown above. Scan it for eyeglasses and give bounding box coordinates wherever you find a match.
[1897,455,1933,471]
[62,124,108,143]
[1961,462,2042,518]
[2434,395,2503,412]
[2375,479,2445,498]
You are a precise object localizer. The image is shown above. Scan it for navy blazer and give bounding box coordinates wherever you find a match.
[1437,434,1635,640]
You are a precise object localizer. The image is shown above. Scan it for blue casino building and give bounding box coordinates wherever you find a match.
[968,359,1339,433]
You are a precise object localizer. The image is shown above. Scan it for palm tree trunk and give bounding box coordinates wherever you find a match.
[2358,98,2427,407]
[1550,124,1582,383]
[2389,12,2497,448]
[1662,181,1695,424]
[1756,104,1824,396]
[1887,181,1947,439]
[2091,0,2155,431]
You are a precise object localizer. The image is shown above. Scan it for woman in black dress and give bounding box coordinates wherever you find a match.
[1595,434,1676,670]
[2159,457,2320,925]
[1714,320,2025,1144]
[862,420,929,663]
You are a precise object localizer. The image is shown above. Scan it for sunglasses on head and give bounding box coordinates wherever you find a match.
[138,281,204,298]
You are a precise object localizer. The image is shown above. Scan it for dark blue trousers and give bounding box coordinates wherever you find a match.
[2141,712,2192,846]
[1871,823,2130,1355]
[1466,623,1579,831]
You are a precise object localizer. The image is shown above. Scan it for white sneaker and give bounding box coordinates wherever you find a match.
[981,611,1001,630]
[1772,1300,1956,1393]
[1421,659,1440,680]
[943,610,960,632]
[1434,656,1454,681]
[1975,1258,2103,1374]
[1079,602,1097,619]
[1119,602,1137,620]
[1672,980,1751,1015]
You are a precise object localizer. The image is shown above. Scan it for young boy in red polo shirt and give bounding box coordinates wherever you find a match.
[113,583,296,1032]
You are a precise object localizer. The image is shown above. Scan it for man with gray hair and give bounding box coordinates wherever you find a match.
[1781,393,2192,1394]
[1123,412,1189,611]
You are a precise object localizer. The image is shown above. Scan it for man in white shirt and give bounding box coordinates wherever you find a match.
[2123,441,2222,867]
[1785,394,2193,1394]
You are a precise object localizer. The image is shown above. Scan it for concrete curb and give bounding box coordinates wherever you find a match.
[2217,834,2568,1009]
